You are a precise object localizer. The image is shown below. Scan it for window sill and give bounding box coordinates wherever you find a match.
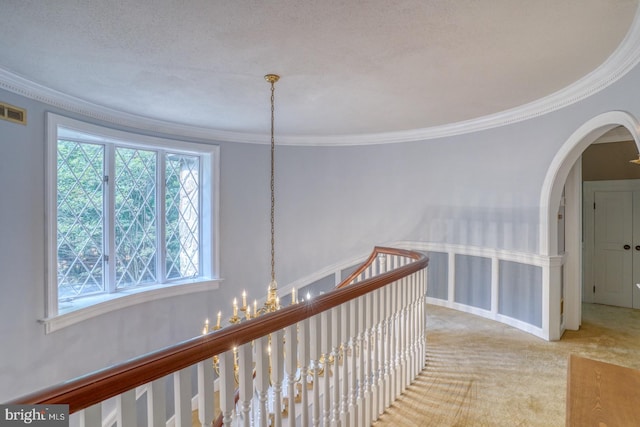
[40,279,222,334]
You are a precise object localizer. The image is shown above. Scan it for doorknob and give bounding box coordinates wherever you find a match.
[624,244,631,250]
[636,246,640,251]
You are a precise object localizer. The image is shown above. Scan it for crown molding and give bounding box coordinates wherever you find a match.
[2,7,640,146]
[0,69,268,143]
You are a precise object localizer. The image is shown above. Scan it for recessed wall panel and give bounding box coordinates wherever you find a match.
[426,251,448,300]
[454,255,491,310]
[498,261,542,327]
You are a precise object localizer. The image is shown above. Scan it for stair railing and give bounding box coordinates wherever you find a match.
[11,246,428,426]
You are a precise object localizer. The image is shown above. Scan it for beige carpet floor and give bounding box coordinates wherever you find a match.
[374,303,640,427]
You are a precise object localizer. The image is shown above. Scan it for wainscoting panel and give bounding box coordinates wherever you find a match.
[498,261,543,327]
[426,251,448,300]
[455,255,492,311]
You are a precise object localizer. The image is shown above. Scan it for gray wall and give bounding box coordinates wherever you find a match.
[3,59,640,401]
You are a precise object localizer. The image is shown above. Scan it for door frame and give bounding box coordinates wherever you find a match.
[540,111,640,336]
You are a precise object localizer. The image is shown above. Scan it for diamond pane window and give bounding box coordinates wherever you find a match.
[114,148,157,288]
[48,113,218,319]
[56,140,105,299]
[165,154,200,280]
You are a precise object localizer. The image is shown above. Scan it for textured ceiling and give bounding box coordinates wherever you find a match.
[0,1,638,143]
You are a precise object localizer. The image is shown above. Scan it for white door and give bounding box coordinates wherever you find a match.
[593,191,633,307]
[633,193,640,309]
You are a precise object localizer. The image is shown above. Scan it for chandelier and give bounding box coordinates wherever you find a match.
[202,74,308,334]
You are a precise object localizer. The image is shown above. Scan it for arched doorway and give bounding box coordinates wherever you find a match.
[540,111,640,335]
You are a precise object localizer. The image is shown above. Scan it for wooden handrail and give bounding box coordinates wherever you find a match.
[11,246,428,415]
[337,246,416,288]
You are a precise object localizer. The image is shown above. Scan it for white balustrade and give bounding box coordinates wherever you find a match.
[65,248,427,427]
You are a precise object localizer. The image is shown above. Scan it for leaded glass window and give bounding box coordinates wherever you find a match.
[55,134,207,302]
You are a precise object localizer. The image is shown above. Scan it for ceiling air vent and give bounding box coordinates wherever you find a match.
[0,102,27,125]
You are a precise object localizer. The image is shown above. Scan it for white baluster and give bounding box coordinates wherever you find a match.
[363,292,373,427]
[147,377,166,427]
[386,260,394,403]
[415,272,421,378]
[390,280,399,403]
[271,329,285,426]
[408,275,414,386]
[298,318,311,427]
[376,288,385,417]
[285,323,298,426]
[377,287,386,417]
[309,314,322,427]
[378,288,386,417]
[320,310,331,427]
[395,279,402,399]
[340,302,349,427]
[116,389,136,426]
[383,283,392,409]
[418,270,428,369]
[404,276,411,389]
[408,273,416,383]
[331,306,341,426]
[407,274,413,382]
[254,336,270,427]
[198,357,215,426]
[238,343,253,427]
[173,367,192,427]
[356,294,366,427]
[348,298,358,427]
[400,277,409,391]
[377,253,385,275]
[219,350,235,426]
[77,403,101,427]
[370,289,379,421]
[412,271,420,379]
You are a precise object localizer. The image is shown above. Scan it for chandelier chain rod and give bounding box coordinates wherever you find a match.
[270,78,276,285]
